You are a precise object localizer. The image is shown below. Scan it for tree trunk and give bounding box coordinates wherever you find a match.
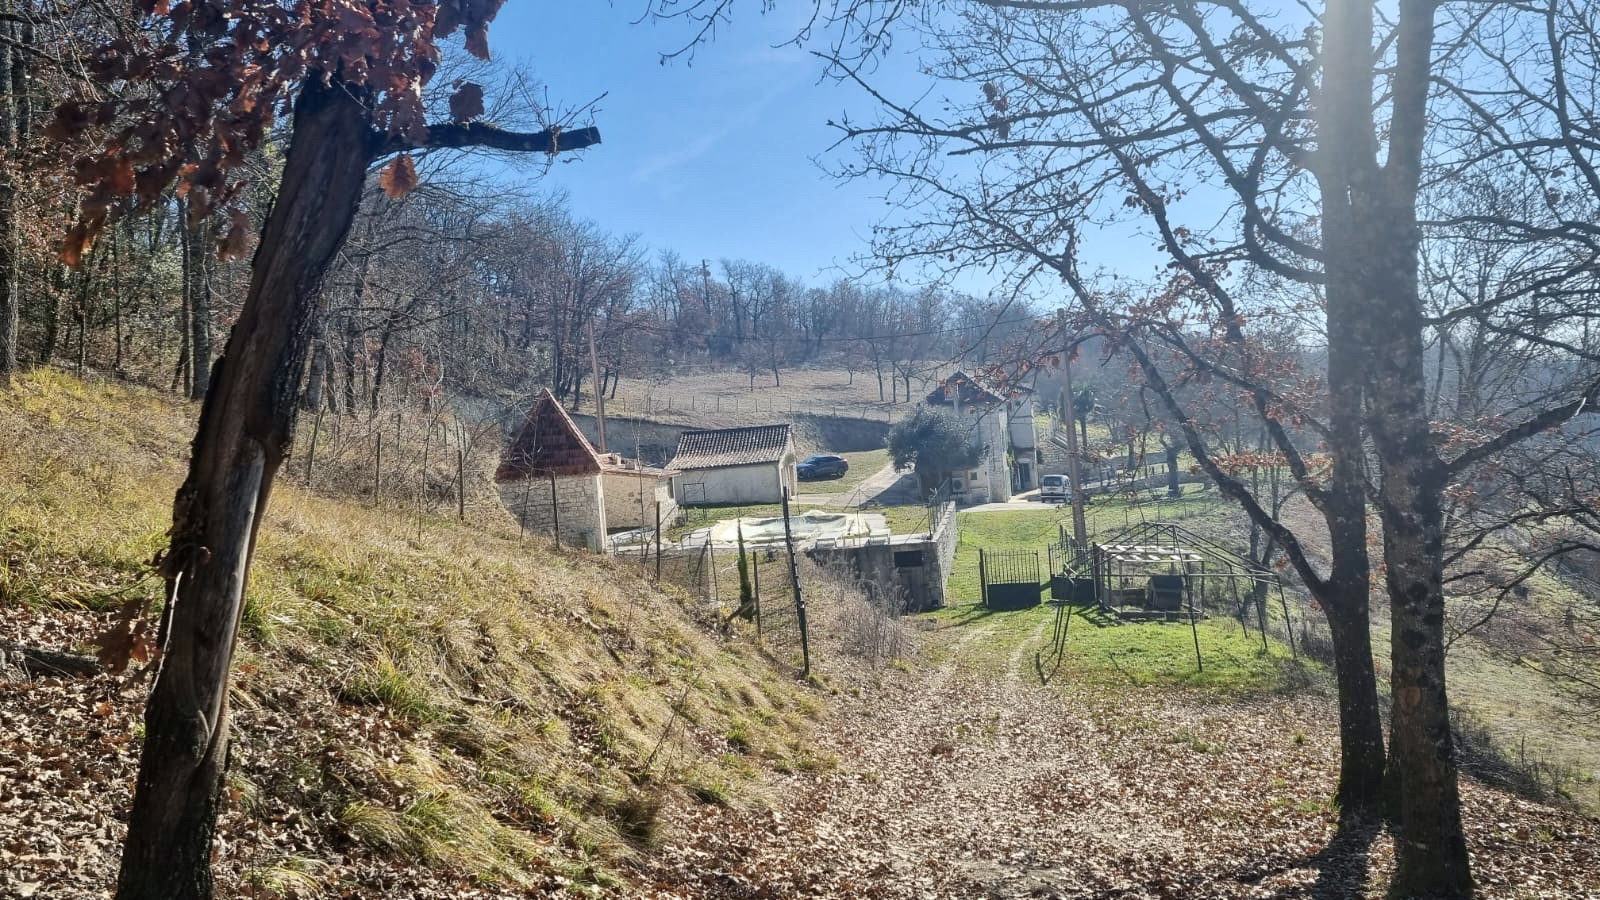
[0,16,16,386]
[115,76,374,900]
[340,316,359,416]
[303,334,329,414]
[40,265,62,364]
[1319,575,1387,811]
[1363,206,1472,898]
[184,212,215,401]
[1321,1,1468,892]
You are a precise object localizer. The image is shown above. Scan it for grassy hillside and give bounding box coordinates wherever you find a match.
[0,372,838,898]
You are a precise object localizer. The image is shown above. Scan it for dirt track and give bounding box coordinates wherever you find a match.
[634,610,1600,899]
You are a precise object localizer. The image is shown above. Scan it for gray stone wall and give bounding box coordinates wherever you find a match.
[603,471,677,530]
[498,473,607,551]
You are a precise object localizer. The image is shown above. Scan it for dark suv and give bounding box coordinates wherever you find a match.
[797,454,850,480]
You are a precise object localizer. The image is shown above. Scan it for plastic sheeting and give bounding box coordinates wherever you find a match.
[706,510,879,546]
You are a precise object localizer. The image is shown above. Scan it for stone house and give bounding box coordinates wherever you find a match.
[925,371,1039,503]
[495,389,611,551]
[668,424,798,506]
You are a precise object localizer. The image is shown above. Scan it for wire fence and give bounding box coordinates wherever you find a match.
[606,394,901,422]
[618,533,810,674]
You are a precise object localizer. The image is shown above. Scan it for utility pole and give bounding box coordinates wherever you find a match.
[587,314,607,452]
[1057,309,1088,549]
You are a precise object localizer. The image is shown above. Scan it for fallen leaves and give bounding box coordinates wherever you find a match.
[631,616,1600,899]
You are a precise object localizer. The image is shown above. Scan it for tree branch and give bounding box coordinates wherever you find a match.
[1444,379,1600,478]
[370,123,602,158]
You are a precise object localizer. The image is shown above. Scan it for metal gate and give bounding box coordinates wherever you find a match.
[979,549,1042,611]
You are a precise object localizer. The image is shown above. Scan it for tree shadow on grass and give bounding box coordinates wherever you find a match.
[941,602,1000,629]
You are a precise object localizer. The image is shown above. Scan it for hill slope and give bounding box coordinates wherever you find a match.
[0,372,835,898]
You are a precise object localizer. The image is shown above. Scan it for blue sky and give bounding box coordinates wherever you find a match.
[489,3,908,285]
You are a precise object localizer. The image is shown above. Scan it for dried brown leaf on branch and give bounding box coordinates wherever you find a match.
[378,153,420,198]
[449,81,485,122]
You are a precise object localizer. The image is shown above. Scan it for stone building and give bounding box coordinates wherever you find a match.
[668,424,798,506]
[925,371,1039,503]
[599,454,678,530]
[495,389,609,551]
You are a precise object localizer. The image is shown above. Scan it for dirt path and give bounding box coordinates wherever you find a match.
[634,611,1600,899]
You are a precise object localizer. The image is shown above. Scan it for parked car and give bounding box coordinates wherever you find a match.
[797,454,850,480]
[1038,473,1068,501]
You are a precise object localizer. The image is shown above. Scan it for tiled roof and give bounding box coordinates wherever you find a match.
[668,424,793,469]
[495,389,602,481]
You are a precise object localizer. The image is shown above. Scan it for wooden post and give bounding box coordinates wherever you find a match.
[1278,582,1298,659]
[655,500,663,583]
[549,473,560,548]
[781,487,811,677]
[1187,575,1203,673]
[706,537,718,605]
[1256,580,1270,654]
[979,549,988,608]
[372,433,382,504]
[304,405,323,486]
[456,443,466,521]
[751,548,762,640]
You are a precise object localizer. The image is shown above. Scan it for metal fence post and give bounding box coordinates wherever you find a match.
[781,487,811,677]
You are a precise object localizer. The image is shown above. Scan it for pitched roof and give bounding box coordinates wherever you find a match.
[668,424,794,469]
[926,370,1031,407]
[495,389,602,481]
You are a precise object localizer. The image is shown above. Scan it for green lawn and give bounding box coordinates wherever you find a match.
[921,496,1308,693]
[943,494,1229,606]
[923,600,1312,693]
[797,449,891,495]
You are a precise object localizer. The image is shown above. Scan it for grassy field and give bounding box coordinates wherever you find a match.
[924,496,1306,694]
[924,601,1311,694]
[601,367,937,430]
[795,449,891,495]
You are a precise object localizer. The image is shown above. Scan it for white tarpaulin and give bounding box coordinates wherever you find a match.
[706,510,878,546]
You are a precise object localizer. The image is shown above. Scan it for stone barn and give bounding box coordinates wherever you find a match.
[668,424,798,506]
[599,454,678,530]
[495,389,608,551]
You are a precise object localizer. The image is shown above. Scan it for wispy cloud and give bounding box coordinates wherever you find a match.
[631,79,796,183]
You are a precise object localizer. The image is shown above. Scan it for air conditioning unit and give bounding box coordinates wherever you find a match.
[950,477,967,494]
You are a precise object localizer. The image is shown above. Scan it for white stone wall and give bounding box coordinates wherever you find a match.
[674,463,785,506]
[603,471,677,529]
[498,474,607,551]
[979,408,1012,503]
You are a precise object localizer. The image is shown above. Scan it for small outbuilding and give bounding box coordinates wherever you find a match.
[668,424,798,506]
[495,389,609,551]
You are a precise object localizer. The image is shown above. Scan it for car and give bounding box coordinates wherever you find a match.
[797,454,850,480]
[1038,473,1068,501]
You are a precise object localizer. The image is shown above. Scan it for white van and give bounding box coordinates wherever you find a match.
[1039,474,1068,501]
